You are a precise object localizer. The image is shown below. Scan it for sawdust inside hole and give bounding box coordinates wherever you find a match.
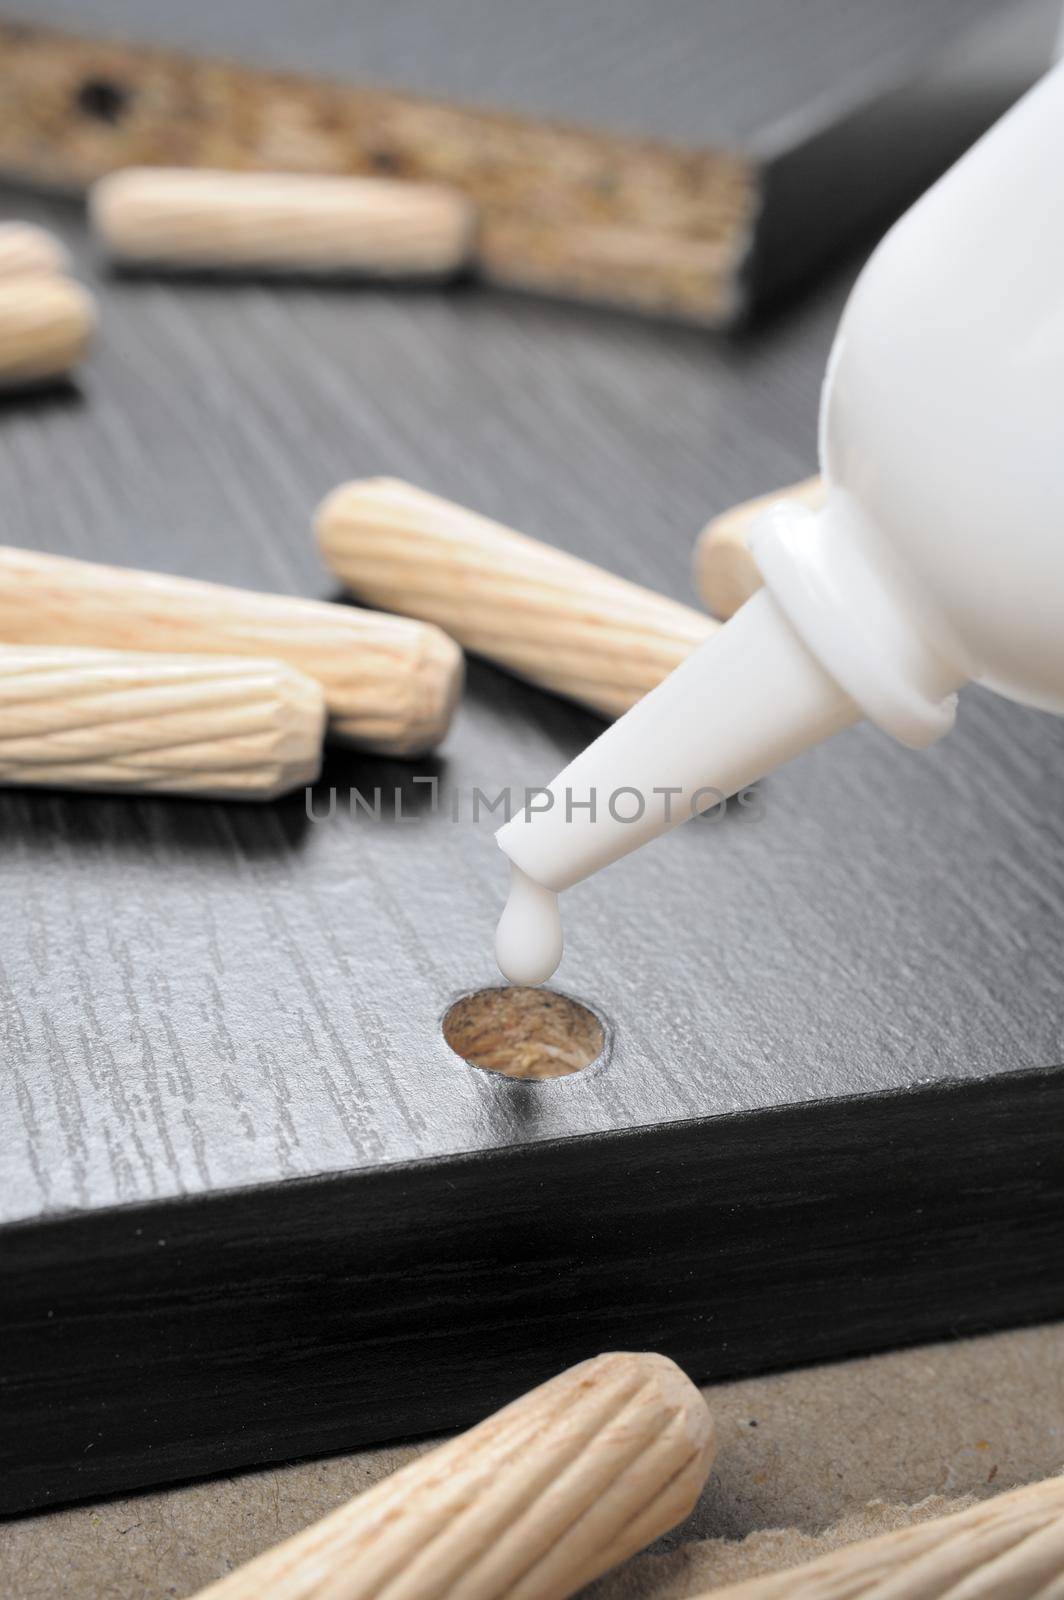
[443,987,604,1081]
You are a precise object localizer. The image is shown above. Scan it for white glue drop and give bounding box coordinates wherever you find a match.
[495,862,563,986]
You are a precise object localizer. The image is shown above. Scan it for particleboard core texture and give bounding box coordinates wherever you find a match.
[0,0,1055,321]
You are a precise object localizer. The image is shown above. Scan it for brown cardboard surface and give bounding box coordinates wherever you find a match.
[2,1322,1061,1599]
[584,1495,978,1598]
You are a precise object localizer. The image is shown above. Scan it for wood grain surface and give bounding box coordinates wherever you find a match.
[315,477,717,717]
[189,1352,714,1599]
[0,644,325,799]
[0,541,462,754]
[0,271,95,386]
[1,0,1063,1517]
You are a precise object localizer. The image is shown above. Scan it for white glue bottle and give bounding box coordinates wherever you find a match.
[494,61,1064,986]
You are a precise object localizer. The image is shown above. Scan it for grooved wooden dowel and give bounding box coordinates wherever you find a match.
[0,645,324,800]
[316,479,718,720]
[694,475,825,619]
[189,1351,715,1600]
[90,168,476,277]
[703,1475,1064,1599]
[0,274,95,387]
[0,221,69,278]
[0,545,462,756]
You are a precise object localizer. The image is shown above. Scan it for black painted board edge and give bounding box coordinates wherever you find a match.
[3,1064,1063,1515]
[742,0,1059,313]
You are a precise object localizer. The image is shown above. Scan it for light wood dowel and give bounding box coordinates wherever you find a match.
[703,1474,1064,1599]
[0,545,462,756]
[316,478,717,720]
[0,220,69,278]
[0,274,95,387]
[90,168,476,277]
[694,475,825,619]
[190,1351,715,1600]
[0,645,324,800]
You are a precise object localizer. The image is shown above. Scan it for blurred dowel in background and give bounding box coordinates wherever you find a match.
[0,221,69,278]
[695,476,825,619]
[316,477,717,719]
[90,168,475,277]
[0,274,95,388]
[0,1,1059,323]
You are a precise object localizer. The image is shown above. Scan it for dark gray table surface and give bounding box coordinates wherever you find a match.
[2,169,1063,1227]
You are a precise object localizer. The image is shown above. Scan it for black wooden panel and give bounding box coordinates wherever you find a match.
[5,1070,1063,1513]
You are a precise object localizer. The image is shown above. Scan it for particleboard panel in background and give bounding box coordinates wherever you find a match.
[0,0,1056,321]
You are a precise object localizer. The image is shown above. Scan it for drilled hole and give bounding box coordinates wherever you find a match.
[76,77,131,124]
[369,148,401,174]
[443,987,604,1081]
